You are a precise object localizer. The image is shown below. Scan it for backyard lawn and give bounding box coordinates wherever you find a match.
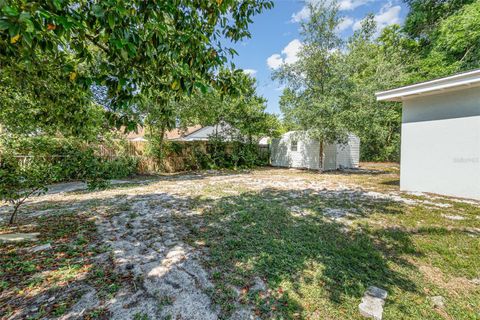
[1,163,479,319]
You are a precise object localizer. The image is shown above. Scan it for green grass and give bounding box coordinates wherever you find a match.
[180,166,480,319]
[2,163,478,319]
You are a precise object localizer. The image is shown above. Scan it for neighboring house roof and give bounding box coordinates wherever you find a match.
[258,137,270,145]
[124,125,202,141]
[124,123,250,142]
[376,69,480,102]
[176,123,235,141]
[125,126,146,141]
[165,125,202,140]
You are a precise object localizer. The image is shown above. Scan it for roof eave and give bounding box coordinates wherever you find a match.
[375,69,480,102]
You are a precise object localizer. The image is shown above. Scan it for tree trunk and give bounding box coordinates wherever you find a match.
[9,202,21,224]
[156,123,167,171]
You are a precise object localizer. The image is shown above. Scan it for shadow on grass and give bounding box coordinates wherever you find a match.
[0,211,117,319]
[1,172,424,319]
[381,179,400,186]
[184,187,420,318]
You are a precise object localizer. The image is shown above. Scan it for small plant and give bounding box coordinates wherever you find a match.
[133,312,149,320]
[0,152,51,224]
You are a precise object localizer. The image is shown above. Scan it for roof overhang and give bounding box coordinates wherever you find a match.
[375,69,480,102]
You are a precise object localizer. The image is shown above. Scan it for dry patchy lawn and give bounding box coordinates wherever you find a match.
[1,163,479,319]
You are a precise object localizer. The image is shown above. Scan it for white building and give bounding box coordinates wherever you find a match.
[174,123,238,141]
[270,131,360,171]
[376,69,480,200]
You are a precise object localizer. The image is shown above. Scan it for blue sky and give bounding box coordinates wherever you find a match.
[228,0,409,114]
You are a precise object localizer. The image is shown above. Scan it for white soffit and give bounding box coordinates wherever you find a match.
[375,69,480,102]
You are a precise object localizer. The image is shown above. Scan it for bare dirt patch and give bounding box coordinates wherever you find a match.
[1,163,479,319]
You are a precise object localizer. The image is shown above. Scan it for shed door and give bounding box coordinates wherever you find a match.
[323,143,337,170]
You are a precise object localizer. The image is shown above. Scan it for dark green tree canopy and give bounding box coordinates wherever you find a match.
[0,0,273,137]
[0,0,273,109]
[403,0,475,39]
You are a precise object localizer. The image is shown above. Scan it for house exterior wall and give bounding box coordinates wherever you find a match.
[400,87,480,200]
[271,132,321,170]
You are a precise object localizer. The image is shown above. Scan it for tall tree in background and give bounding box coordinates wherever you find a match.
[343,20,408,161]
[276,1,351,144]
[177,69,281,142]
[277,0,480,162]
[403,0,475,39]
[0,56,107,139]
[403,0,480,80]
[276,2,408,161]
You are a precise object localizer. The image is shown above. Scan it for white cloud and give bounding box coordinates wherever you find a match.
[267,39,303,70]
[243,69,257,76]
[291,0,374,23]
[374,3,402,30]
[291,6,310,23]
[267,54,283,69]
[336,17,354,32]
[353,2,402,32]
[338,0,373,11]
[282,39,303,64]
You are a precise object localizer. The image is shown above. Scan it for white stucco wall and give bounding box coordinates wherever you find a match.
[400,87,480,200]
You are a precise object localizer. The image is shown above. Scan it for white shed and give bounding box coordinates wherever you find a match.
[270,131,360,171]
[376,69,480,200]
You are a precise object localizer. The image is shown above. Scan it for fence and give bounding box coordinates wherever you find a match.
[4,140,270,175]
[97,140,270,174]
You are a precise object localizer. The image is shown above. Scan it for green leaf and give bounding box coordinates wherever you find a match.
[2,6,19,17]
[171,80,180,90]
[0,19,10,30]
[53,0,62,10]
[18,12,31,22]
[92,5,104,18]
[108,14,115,29]
[120,49,128,60]
[38,9,51,19]
[24,19,35,33]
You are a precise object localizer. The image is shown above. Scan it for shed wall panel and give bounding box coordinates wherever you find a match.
[271,131,360,171]
[336,134,360,169]
[271,132,320,170]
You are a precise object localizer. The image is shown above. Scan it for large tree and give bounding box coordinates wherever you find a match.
[0,56,107,139]
[403,0,480,80]
[403,0,475,40]
[276,0,480,162]
[276,2,408,161]
[177,69,281,142]
[0,1,273,117]
[275,1,350,144]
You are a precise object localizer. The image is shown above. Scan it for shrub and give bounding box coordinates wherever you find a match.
[0,152,51,224]
[0,135,138,182]
[0,135,139,223]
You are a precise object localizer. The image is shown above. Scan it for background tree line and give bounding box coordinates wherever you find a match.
[276,0,480,162]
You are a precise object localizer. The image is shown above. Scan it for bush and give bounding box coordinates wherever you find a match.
[145,137,268,172]
[0,152,51,224]
[0,135,138,183]
[0,135,139,223]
